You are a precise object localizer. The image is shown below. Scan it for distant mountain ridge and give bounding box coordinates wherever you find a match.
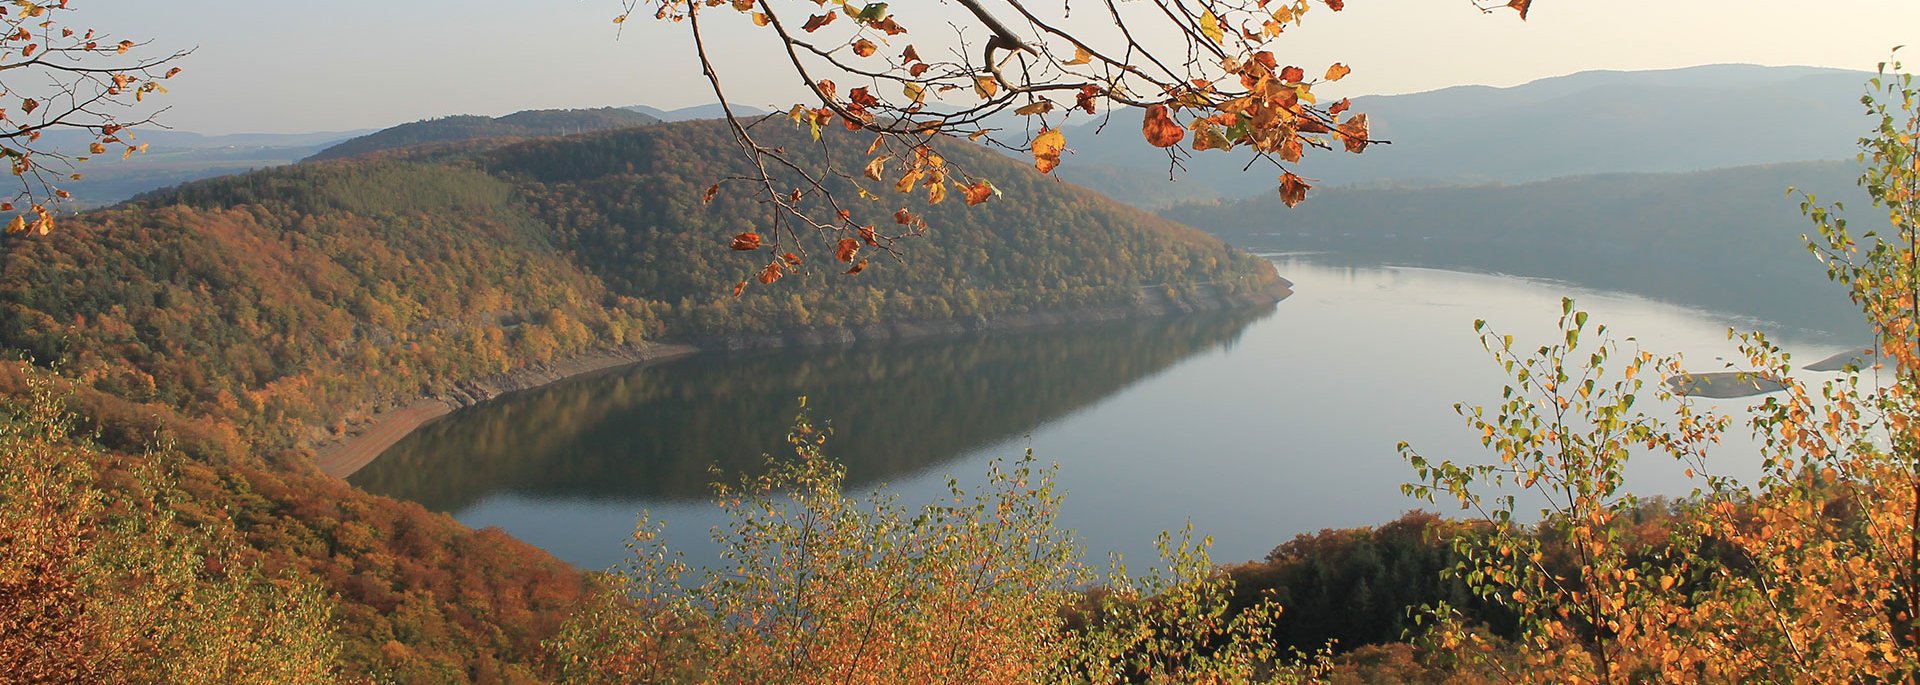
[626,102,771,121]
[1048,64,1875,207]
[305,107,661,161]
[1165,159,1870,335]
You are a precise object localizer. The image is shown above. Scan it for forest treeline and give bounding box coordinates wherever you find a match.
[304,108,661,162]
[0,119,1280,680]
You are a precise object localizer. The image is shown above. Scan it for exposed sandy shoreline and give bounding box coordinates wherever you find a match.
[312,343,698,478]
[312,278,1292,479]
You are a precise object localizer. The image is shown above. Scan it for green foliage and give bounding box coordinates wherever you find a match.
[1228,512,1517,656]
[1401,300,1726,679]
[1382,60,1920,683]
[0,372,341,683]
[551,401,1301,684]
[485,120,1280,335]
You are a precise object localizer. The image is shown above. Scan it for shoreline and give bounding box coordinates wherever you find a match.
[311,343,699,478]
[312,279,1291,479]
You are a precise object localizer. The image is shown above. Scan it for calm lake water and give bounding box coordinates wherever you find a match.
[352,257,1857,571]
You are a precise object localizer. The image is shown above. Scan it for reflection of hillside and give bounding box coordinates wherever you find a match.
[351,307,1272,511]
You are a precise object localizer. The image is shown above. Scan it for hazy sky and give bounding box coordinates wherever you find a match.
[85,0,1920,134]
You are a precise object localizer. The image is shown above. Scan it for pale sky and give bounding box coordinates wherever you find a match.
[84,0,1920,134]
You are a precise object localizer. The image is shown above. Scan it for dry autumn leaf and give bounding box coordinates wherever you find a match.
[1142,105,1185,148]
[730,232,763,250]
[801,12,836,32]
[1337,113,1369,153]
[1032,128,1066,174]
[1279,172,1311,208]
[962,181,994,206]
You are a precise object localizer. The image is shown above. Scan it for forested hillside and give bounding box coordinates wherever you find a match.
[0,119,1280,681]
[1168,160,1868,335]
[482,120,1277,335]
[305,108,660,162]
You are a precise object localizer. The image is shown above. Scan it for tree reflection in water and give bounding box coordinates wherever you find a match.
[351,306,1272,513]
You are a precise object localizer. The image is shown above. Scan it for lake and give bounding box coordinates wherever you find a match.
[351,256,1857,571]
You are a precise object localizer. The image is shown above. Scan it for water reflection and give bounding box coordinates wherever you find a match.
[355,258,1860,571]
[352,306,1274,513]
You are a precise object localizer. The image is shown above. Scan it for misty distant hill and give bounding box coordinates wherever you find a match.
[306,107,660,161]
[1052,64,1875,207]
[38,128,368,208]
[627,103,771,121]
[1166,159,1872,335]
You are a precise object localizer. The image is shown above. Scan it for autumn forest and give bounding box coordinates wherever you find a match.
[5,0,1920,683]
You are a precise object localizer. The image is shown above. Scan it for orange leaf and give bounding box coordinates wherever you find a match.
[962,181,994,206]
[852,39,877,57]
[1032,127,1066,174]
[802,12,836,32]
[1279,172,1311,208]
[1324,63,1351,82]
[835,238,861,262]
[733,281,747,297]
[1279,134,1303,163]
[1141,105,1185,148]
[894,169,923,193]
[1191,122,1232,152]
[845,258,868,275]
[758,261,784,284]
[1508,0,1531,20]
[1280,66,1304,84]
[781,252,803,266]
[1075,85,1102,114]
[730,232,763,250]
[1329,98,1351,116]
[703,183,720,203]
[1337,113,1369,153]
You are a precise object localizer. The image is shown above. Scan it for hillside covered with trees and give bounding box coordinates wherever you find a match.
[305,108,661,162]
[0,118,1281,680]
